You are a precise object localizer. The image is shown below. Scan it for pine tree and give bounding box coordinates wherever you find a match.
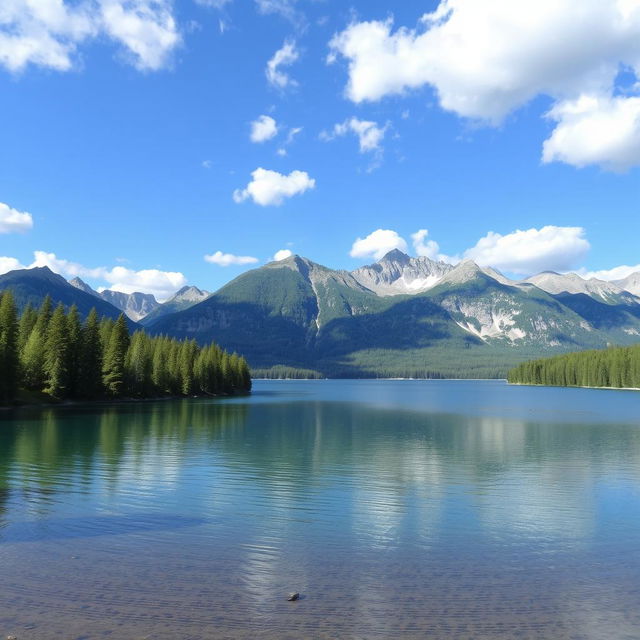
[102,314,130,396]
[18,303,37,351]
[44,303,70,398]
[151,337,169,394]
[21,296,52,391]
[65,305,82,398]
[0,291,20,403]
[79,308,104,399]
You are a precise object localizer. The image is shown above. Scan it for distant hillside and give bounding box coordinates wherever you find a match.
[0,267,134,323]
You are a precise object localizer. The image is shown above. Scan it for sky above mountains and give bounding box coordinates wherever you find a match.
[1,0,639,299]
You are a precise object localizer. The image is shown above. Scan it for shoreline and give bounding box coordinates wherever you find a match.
[0,391,250,412]
[508,382,640,392]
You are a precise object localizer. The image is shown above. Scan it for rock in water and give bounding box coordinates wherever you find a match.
[287,592,300,601]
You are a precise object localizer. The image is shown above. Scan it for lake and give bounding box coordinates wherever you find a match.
[1,380,640,639]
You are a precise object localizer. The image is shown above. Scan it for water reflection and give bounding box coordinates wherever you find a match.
[0,383,639,639]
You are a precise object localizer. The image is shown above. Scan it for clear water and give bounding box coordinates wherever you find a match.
[1,380,640,639]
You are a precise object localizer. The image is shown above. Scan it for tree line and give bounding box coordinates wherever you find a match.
[507,344,640,389]
[0,291,251,405]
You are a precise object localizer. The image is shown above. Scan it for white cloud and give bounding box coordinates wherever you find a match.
[0,256,25,275]
[102,266,186,300]
[27,250,186,300]
[250,114,278,143]
[0,0,180,73]
[233,167,315,206]
[255,0,303,26]
[266,39,299,89]
[411,229,441,260]
[324,117,388,153]
[272,249,293,261]
[463,226,590,275]
[286,126,302,144]
[276,126,302,155]
[0,202,33,233]
[350,229,408,261]
[578,264,640,281]
[204,251,259,266]
[328,1,640,169]
[543,94,640,172]
[99,0,180,71]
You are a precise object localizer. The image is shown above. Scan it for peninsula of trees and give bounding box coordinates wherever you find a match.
[0,291,251,406]
[508,344,640,390]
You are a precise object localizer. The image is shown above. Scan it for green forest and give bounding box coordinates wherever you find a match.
[0,291,251,405]
[508,344,640,389]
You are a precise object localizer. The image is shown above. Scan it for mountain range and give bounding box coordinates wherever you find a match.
[1,252,640,378]
[68,276,209,323]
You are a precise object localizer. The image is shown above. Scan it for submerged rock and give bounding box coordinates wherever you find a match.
[287,592,300,601]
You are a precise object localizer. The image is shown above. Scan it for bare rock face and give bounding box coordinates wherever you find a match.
[614,271,640,297]
[351,249,454,296]
[69,276,100,297]
[526,271,640,305]
[100,290,160,322]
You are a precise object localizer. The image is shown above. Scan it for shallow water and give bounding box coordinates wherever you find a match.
[1,380,640,639]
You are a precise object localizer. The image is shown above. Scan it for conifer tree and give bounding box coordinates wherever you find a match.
[102,314,130,396]
[18,303,37,352]
[44,303,70,398]
[21,296,52,391]
[0,291,20,403]
[79,308,104,399]
[65,305,82,398]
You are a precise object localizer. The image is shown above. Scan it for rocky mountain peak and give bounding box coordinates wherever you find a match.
[379,249,411,265]
[351,251,454,296]
[170,285,210,303]
[69,276,100,297]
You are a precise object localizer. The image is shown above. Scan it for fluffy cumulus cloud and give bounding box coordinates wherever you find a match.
[266,39,299,89]
[9,250,186,300]
[411,229,441,260]
[350,229,408,261]
[0,0,180,73]
[250,114,278,143]
[0,256,25,274]
[102,266,186,299]
[99,0,180,71]
[323,117,388,153]
[328,0,640,169]
[204,251,259,266]
[542,95,640,172]
[0,202,33,233]
[463,226,590,275]
[233,167,315,206]
[272,248,293,261]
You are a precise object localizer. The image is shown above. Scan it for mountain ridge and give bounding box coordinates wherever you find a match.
[3,254,640,378]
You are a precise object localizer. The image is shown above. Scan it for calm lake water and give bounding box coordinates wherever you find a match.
[1,380,640,639]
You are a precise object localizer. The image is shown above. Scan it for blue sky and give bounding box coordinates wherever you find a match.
[1,0,639,299]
